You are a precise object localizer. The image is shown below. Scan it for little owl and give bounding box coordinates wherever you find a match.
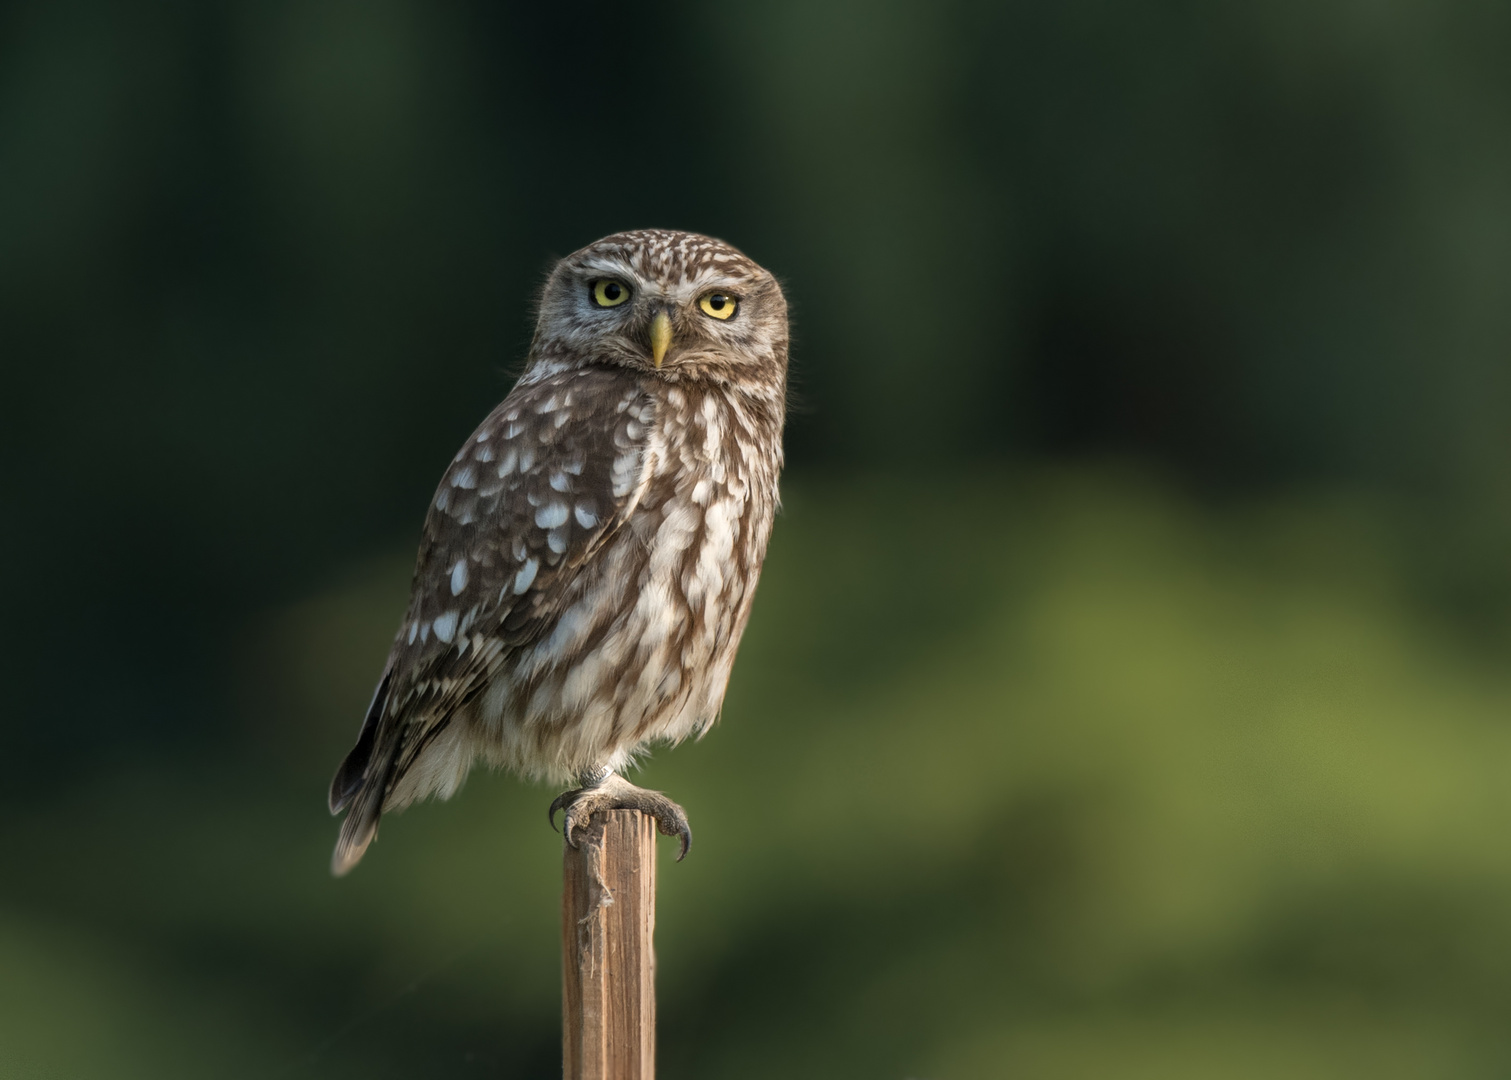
[328,229,788,875]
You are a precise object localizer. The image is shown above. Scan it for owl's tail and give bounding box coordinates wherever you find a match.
[331,777,387,876]
[328,670,396,877]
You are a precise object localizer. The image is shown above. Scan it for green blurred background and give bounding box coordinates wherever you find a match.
[4,1,1511,1077]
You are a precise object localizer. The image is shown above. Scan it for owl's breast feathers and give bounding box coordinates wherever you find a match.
[328,365,782,872]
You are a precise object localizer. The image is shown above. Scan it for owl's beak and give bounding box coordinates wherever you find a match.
[649,310,672,369]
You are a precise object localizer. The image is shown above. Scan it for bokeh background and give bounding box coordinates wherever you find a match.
[4,1,1511,1077]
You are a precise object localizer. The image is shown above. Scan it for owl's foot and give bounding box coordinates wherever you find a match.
[549,771,692,860]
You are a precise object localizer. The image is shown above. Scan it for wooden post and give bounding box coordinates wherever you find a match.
[562,809,656,1080]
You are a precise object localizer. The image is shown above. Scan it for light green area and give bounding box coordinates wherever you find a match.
[4,470,1510,1078]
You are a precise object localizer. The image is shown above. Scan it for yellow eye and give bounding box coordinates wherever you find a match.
[592,279,630,307]
[699,292,738,320]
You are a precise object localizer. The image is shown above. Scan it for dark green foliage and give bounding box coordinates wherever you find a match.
[3,1,1510,1075]
[5,475,1511,1076]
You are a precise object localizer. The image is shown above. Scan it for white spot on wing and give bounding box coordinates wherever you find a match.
[513,558,539,594]
[535,502,569,529]
[433,611,458,643]
[449,559,468,596]
[611,451,639,497]
[452,465,477,489]
[574,503,599,528]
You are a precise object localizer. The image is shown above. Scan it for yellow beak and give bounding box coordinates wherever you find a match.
[650,311,672,369]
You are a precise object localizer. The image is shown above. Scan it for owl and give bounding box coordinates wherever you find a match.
[328,229,788,875]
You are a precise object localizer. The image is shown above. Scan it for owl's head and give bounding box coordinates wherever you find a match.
[529,229,788,387]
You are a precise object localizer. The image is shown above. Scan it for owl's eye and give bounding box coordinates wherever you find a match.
[592,279,630,308]
[699,292,739,320]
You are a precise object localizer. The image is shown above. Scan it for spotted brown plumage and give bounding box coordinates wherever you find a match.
[329,230,788,875]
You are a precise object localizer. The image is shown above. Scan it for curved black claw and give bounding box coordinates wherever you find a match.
[547,775,693,860]
[653,802,693,862]
[547,788,578,832]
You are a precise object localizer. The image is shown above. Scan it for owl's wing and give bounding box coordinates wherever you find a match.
[328,365,656,874]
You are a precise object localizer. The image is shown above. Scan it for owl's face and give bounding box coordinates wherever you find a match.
[530,229,788,384]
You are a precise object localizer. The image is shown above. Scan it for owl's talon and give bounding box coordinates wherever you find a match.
[547,789,573,832]
[548,773,692,859]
